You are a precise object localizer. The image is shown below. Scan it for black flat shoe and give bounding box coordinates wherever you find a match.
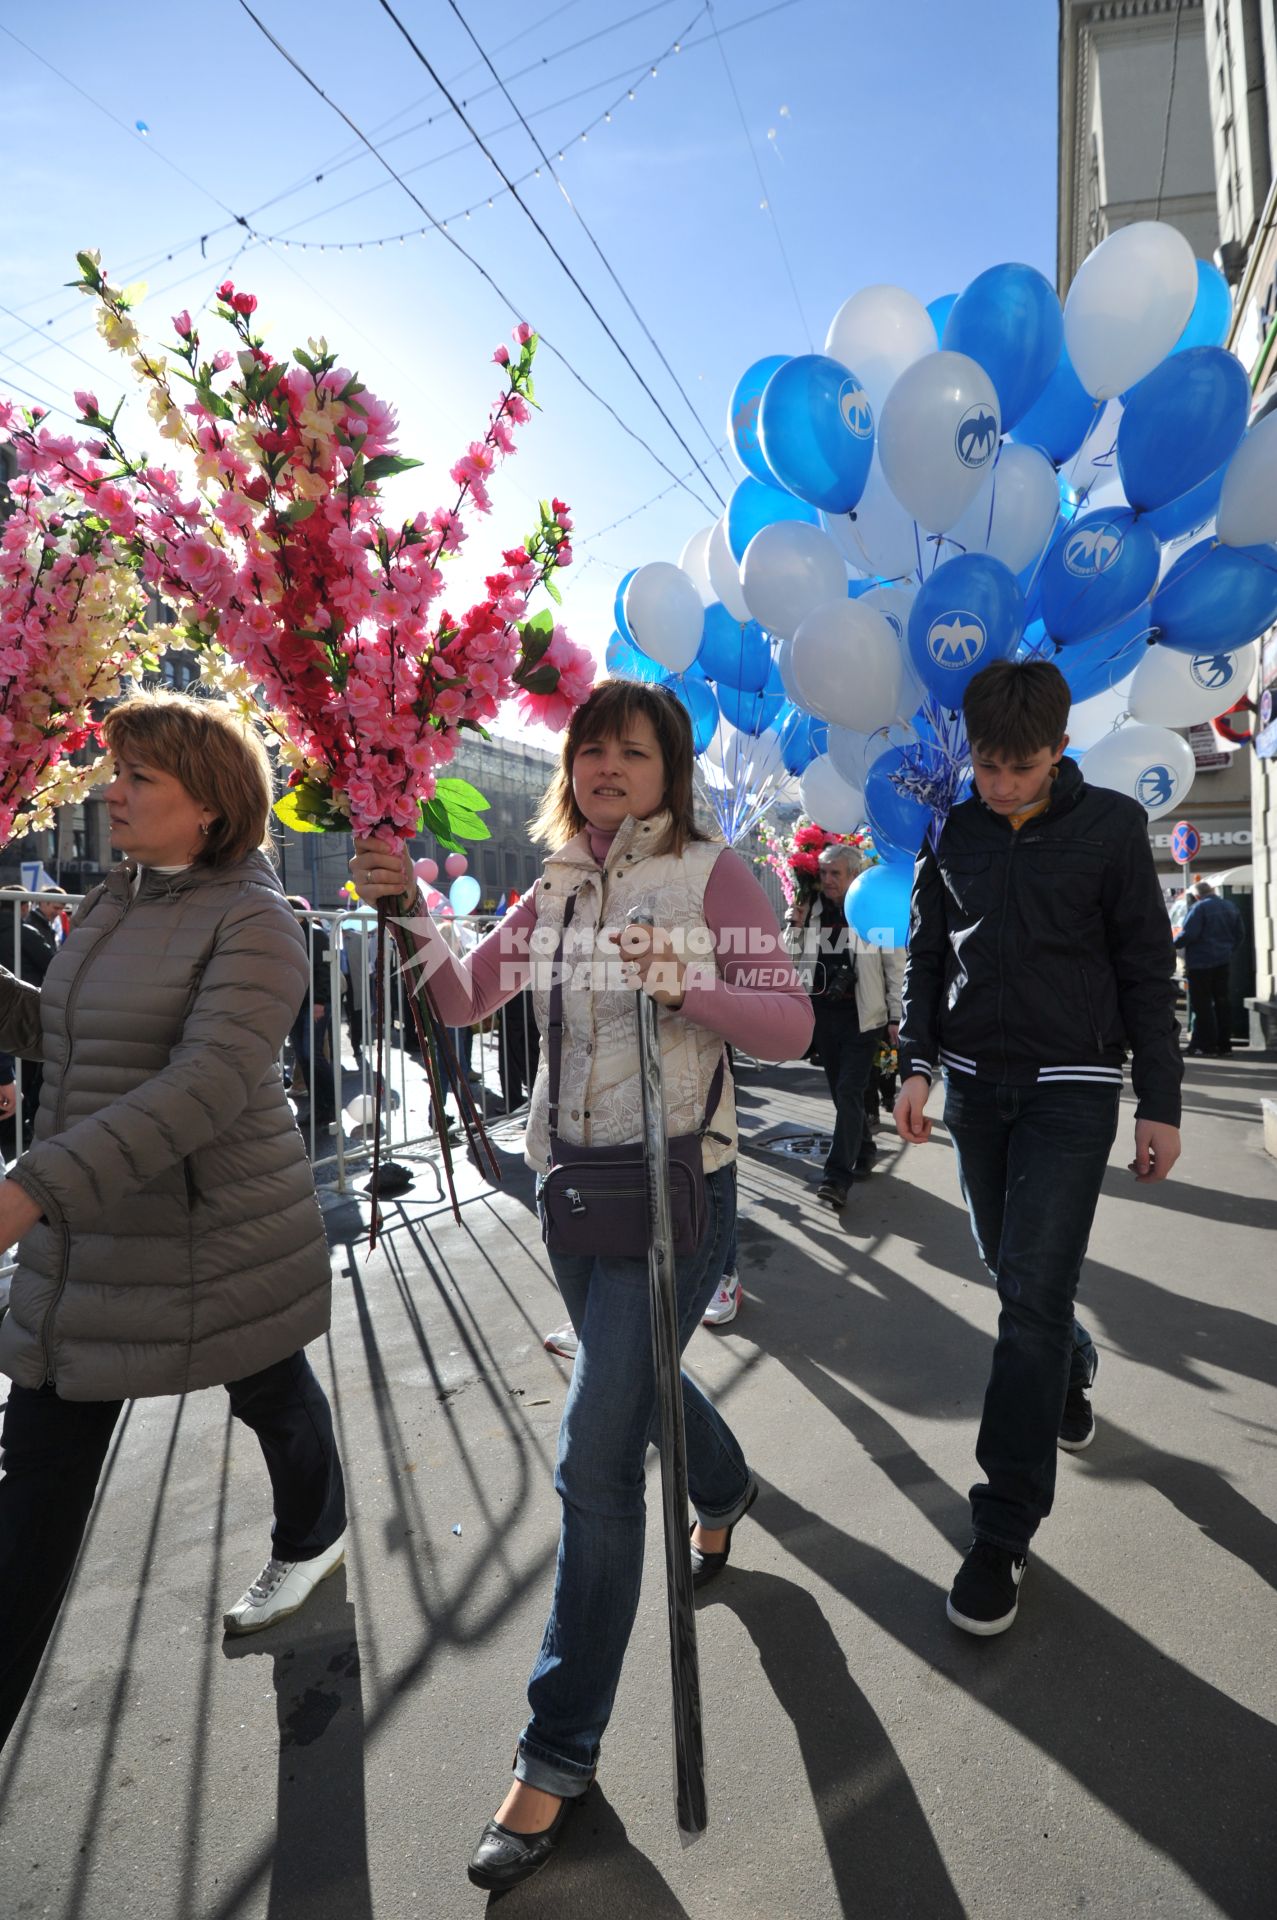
[466,1795,577,1891]
[689,1480,759,1590]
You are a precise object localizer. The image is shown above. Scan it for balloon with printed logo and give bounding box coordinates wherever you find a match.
[1116,346,1250,513]
[821,456,919,581]
[1009,340,1097,466]
[718,683,785,737]
[945,442,1060,575]
[1063,219,1197,400]
[444,852,468,878]
[678,524,716,604]
[1079,723,1195,820]
[799,754,865,834]
[942,262,1063,431]
[449,874,482,916]
[845,860,914,948]
[739,519,847,639]
[614,568,638,642]
[726,475,818,561]
[907,552,1025,709]
[1216,410,1277,548]
[926,293,958,344]
[670,672,721,752]
[413,857,438,884]
[788,598,903,733]
[697,604,772,690]
[727,353,787,484]
[623,561,705,673]
[1149,538,1277,654]
[877,351,1002,533]
[1128,639,1257,728]
[707,514,753,622]
[864,746,935,861]
[1172,259,1234,354]
[824,284,936,416]
[758,353,875,512]
[1038,508,1161,646]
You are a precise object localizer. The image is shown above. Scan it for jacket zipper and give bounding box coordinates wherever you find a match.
[995,832,1016,1080]
[39,883,136,1384]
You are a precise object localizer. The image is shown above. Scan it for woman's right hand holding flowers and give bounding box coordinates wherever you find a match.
[350,838,417,912]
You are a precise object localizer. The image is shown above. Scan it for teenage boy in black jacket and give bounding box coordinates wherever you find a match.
[895,660,1182,1637]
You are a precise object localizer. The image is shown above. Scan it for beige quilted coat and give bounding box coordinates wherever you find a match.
[0,852,330,1401]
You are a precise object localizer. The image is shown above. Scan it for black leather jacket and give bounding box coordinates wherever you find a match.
[897,758,1182,1125]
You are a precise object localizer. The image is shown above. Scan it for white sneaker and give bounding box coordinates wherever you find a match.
[223,1530,347,1635]
[702,1274,743,1327]
[543,1321,579,1359]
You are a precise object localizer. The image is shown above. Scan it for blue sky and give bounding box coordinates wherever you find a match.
[0,0,1059,730]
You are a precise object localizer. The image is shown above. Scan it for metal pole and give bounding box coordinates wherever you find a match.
[628,911,707,1841]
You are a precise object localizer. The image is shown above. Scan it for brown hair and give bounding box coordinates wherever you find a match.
[103,691,274,868]
[963,659,1071,759]
[529,679,711,856]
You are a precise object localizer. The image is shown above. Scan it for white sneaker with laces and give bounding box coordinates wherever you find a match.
[223,1530,347,1635]
[543,1321,579,1360]
[702,1274,743,1327]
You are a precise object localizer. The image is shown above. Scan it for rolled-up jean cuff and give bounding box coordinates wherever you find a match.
[693,1469,757,1532]
[515,1740,596,1800]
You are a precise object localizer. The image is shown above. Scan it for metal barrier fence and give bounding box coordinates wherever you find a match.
[0,892,538,1220]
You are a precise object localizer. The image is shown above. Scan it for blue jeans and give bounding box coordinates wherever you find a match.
[518,1164,752,1797]
[943,1076,1120,1555]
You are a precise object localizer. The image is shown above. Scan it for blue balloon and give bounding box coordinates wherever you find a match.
[614,568,637,643]
[727,354,787,485]
[844,861,914,948]
[1151,540,1277,655]
[907,552,1026,709]
[698,604,772,690]
[1174,259,1233,354]
[1141,462,1226,543]
[1056,604,1152,702]
[726,475,818,561]
[780,712,822,776]
[1039,508,1161,646]
[670,674,720,752]
[759,353,874,512]
[864,748,935,861]
[1117,347,1250,513]
[943,263,1063,432]
[717,683,785,736]
[605,630,667,683]
[449,874,482,916]
[1010,342,1097,466]
[927,293,958,344]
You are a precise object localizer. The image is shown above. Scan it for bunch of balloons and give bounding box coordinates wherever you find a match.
[414,851,482,917]
[606,220,1275,939]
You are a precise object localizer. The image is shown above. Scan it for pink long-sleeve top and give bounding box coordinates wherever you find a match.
[405,827,813,1060]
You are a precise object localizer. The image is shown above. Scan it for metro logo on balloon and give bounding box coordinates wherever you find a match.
[955,406,998,468]
[1063,523,1124,577]
[1189,653,1235,691]
[1136,765,1176,810]
[927,612,987,670]
[839,380,874,437]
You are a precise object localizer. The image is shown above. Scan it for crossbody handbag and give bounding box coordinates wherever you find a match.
[539,892,728,1258]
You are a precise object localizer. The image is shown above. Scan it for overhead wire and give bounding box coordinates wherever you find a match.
[233,0,722,516]
[1154,0,1186,221]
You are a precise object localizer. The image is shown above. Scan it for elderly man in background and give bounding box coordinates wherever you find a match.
[1175,878,1244,1057]
[784,845,904,1215]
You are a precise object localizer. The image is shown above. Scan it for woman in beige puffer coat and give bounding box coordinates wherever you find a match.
[0,693,346,1751]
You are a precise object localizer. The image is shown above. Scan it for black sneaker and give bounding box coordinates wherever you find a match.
[815,1181,849,1210]
[946,1540,1026,1636]
[1058,1349,1099,1452]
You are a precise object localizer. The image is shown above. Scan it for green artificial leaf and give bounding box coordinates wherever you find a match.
[523,606,554,638]
[544,574,562,605]
[273,784,341,834]
[363,452,425,485]
[434,776,491,815]
[516,663,560,695]
[294,347,318,374]
[284,499,317,525]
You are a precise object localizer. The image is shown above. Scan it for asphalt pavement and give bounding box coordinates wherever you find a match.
[1,1050,1274,1920]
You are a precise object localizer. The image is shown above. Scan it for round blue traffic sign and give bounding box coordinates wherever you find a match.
[1170,820,1200,864]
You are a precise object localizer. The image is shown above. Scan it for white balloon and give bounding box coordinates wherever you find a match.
[1080,721,1195,819]
[878,351,1001,533]
[1066,677,1135,752]
[821,456,920,581]
[740,520,846,639]
[707,515,752,622]
[1128,640,1257,728]
[1063,220,1197,401]
[623,561,704,672]
[790,599,902,732]
[824,284,936,416]
[678,524,717,604]
[799,754,866,833]
[1217,411,1277,548]
[945,442,1060,574]
[860,583,925,718]
[775,631,823,711]
[1067,398,1124,498]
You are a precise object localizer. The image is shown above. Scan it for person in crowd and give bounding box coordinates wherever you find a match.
[895,659,1181,1638]
[1174,878,1244,1057]
[350,680,811,1892]
[0,885,59,1162]
[783,845,904,1214]
[284,896,337,1128]
[0,691,346,1750]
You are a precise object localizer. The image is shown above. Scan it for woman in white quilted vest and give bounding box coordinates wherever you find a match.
[0,693,345,1753]
[351,680,812,1891]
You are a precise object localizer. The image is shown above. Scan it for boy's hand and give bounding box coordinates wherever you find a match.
[1130,1119,1181,1183]
[894,1074,933,1145]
